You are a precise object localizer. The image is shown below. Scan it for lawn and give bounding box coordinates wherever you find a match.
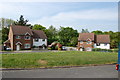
[2,51,118,68]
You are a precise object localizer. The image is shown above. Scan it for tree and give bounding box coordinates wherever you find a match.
[58,27,78,46]
[14,15,29,26]
[32,24,46,31]
[0,18,15,27]
[81,29,89,33]
[92,30,103,34]
[2,27,9,43]
[45,25,58,45]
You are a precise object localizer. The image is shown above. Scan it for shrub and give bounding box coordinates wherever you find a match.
[48,48,51,50]
[92,48,115,52]
[55,45,58,50]
[112,49,118,52]
[107,49,113,52]
[58,48,61,51]
[92,48,101,51]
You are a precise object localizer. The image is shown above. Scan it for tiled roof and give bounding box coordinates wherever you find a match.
[78,33,95,41]
[32,30,47,39]
[11,25,47,39]
[11,25,33,35]
[78,33,110,43]
[96,35,110,43]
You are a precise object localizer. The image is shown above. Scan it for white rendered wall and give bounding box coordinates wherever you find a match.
[33,39,47,46]
[94,43,110,49]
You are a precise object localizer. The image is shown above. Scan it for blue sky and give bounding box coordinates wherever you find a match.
[0,2,118,32]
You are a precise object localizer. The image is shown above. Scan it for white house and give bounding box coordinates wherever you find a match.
[32,30,47,47]
[94,35,110,49]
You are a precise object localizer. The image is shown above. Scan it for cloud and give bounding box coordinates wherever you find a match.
[33,8,118,29]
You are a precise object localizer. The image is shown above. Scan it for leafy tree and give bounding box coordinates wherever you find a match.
[92,30,103,34]
[14,15,28,26]
[2,27,9,43]
[58,27,78,46]
[46,25,58,45]
[32,24,46,31]
[0,18,15,27]
[81,29,89,33]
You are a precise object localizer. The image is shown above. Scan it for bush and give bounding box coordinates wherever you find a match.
[58,48,61,51]
[48,47,51,50]
[112,49,118,52]
[92,48,118,52]
[55,45,58,50]
[107,49,113,52]
[92,48,101,51]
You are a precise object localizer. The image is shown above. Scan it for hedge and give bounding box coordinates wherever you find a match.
[92,48,118,52]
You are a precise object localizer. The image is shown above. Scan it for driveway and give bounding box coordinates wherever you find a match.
[2,65,118,78]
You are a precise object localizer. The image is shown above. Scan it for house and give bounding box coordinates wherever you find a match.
[4,25,47,50]
[77,33,110,51]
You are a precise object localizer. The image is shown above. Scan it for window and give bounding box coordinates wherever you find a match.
[104,43,107,46]
[24,44,30,48]
[42,39,45,41]
[34,38,39,42]
[80,41,83,44]
[25,36,30,40]
[96,43,100,46]
[16,36,21,39]
[87,41,92,44]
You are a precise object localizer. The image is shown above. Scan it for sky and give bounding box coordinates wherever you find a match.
[0,2,118,32]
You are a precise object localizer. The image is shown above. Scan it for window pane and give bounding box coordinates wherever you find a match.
[35,39,39,42]
[42,39,45,41]
[16,36,20,39]
[25,36,30,40]
[25,44,30,48]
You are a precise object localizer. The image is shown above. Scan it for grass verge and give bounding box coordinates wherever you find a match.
[2,51,118,68]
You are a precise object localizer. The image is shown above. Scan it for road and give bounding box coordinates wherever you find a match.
[2,65,118,78]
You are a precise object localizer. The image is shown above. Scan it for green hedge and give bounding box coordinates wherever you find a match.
[92,48,118,52]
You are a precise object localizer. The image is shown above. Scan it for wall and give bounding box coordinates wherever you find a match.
[8,27,14,50]
[13,35,33,50]
[77,41,94,51]
[94,43,110,49]
[33,39,47,47]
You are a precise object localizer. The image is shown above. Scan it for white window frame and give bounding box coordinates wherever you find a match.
[104,43,107,46]
[16,36,21,39]
[34,38,39,42]
[80,41,83,44]
[24,36,31,40]
[87,41,92,44]
[96,43,100,46]
[42,39,45,41]
[24,43,30,48]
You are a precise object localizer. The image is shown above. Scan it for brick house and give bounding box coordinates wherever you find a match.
[4,25,47,50]
[77,33,110,51]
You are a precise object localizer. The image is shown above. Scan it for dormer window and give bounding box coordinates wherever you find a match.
[87,41,92,44]
[25,36,30,40]
[16,36,21,39]
[86,38,92,44]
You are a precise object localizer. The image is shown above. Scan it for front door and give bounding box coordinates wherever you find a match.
[16,45,20,51]
[80,48,83,51]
